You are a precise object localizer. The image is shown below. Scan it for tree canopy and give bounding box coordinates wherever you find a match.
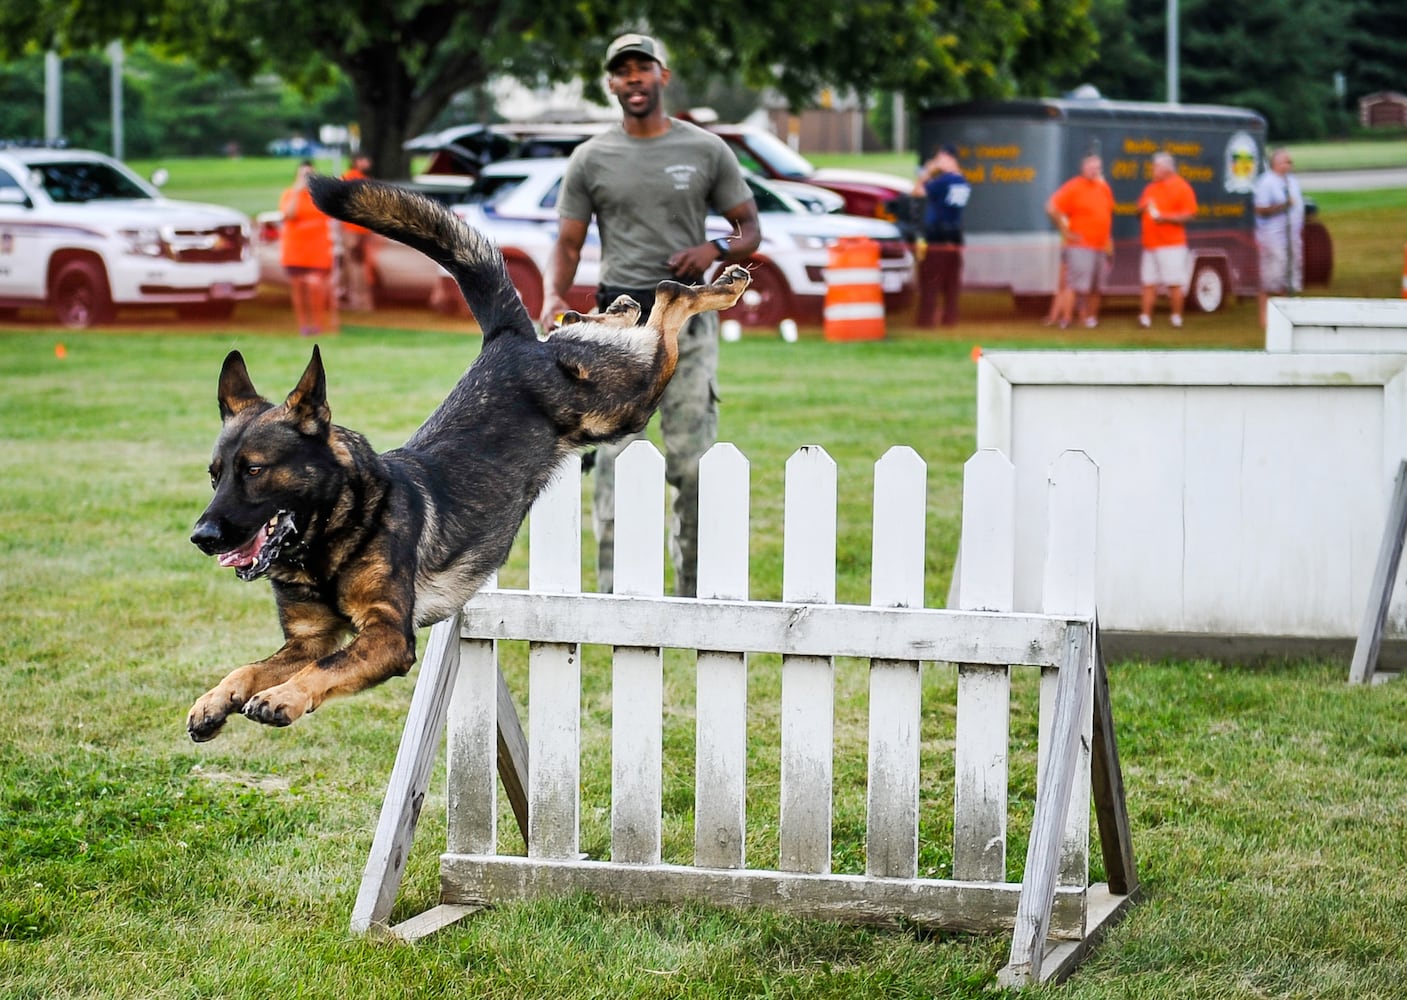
[0,0,1097,177]
[1069,0,1403,140]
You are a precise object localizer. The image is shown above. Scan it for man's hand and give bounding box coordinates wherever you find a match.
[540,293,571,332]
[666,243,718,283]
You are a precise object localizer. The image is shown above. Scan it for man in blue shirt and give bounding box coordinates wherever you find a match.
[913,144,971,327]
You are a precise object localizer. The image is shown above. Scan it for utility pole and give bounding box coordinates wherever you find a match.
[1166,0,1179,104]
[108,41,124,160]
[45,51,62,140]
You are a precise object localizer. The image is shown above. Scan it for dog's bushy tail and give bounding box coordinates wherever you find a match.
[308,176,533,342]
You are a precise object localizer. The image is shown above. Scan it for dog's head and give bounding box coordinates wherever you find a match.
[190,347,342,580]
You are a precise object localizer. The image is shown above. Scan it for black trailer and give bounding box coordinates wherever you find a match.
[917,97,1327,313]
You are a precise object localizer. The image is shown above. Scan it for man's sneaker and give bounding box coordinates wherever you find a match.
[1138,314,1152,329]
[1170,314,1183,329]
[1083,316,1098,328]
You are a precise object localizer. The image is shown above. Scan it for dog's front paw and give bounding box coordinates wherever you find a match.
[187,689,242,743]
[242,683,312,729]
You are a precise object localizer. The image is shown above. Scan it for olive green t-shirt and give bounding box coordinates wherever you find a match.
[557,118,753,289]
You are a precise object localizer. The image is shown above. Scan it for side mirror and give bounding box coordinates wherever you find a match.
[150,167,170,189]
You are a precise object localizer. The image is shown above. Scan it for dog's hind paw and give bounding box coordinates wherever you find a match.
[713,264,751,291]
[242,684,311,729]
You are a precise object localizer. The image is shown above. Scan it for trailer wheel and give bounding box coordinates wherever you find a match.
[1189,261,1227,313]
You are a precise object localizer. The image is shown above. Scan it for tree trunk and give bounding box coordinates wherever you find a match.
[346,55,421,180]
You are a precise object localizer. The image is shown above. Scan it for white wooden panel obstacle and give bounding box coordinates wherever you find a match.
[1258,297,1407,681]
[352,442,1137,987]
[1266,297,1407,353]
[973,350,1407,661]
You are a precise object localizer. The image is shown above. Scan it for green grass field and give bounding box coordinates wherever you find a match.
[4,152,1407,998]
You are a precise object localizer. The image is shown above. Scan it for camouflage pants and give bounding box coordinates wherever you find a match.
[593,308,719,597]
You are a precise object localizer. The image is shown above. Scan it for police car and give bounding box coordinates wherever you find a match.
[0,143,258,328]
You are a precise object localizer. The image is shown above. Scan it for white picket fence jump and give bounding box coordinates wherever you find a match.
[353,442,1137,987]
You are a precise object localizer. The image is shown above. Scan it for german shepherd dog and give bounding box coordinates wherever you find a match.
[186,177,751,741]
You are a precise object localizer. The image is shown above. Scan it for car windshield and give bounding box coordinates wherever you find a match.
[468,173,527,209]
[745,177,797,214]
[733,130,816,180]
[30,161,152,203]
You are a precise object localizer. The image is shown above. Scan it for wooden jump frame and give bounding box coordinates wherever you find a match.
[1350,458,1407,684]
[352,444,1138,987]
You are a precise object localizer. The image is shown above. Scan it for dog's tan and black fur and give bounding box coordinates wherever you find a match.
[187,177,750,741]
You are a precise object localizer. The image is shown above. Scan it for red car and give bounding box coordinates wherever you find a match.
[694,121,915,237]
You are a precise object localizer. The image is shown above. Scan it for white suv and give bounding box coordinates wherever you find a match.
[0,144,258,328]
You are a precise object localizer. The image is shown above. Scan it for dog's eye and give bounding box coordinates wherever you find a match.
[246,465,263,478]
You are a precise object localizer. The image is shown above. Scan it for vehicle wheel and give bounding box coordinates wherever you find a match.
[51,259,113,329]
[1189,261,1227,313]
[504,256,543,319]
[724,259,792,328]
[177,301,237,321]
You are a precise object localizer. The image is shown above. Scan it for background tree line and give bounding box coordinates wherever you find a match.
[0,48,357,159]
[0,0,1400,168]
[1072,0,1406,140]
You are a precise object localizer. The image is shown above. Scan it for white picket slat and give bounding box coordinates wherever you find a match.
[695,444,751,869]
[528,459,582,860]
[1038,450,1099,889]
[866,447,925,879]
[954,448,1016,883]
[447,636,498,855]
[780,447,837,874]
[611,443,665,864]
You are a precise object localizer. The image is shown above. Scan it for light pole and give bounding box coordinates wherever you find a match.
[45,51,62,140]
[1166,0,1179,104]
[109,41,124,160]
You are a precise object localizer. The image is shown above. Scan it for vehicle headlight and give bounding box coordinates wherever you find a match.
[791,234,831,251]
[119,227,170,258]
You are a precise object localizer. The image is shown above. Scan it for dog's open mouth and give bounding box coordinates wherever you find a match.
[217,511,298,581]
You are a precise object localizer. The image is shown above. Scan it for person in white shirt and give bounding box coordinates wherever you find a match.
[1253,148,1304,328]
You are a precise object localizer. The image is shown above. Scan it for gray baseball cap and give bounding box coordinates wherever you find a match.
[605,33,668,70]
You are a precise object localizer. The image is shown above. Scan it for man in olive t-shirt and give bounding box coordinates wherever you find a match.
[541,33,759,597]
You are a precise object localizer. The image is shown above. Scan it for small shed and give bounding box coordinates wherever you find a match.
[1358,91,1407,129]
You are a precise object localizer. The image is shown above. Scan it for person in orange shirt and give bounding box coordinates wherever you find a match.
[279,160,336,336]
[1045,153,1114,329]
[340,153,377,311]
[1137,152,1198,328]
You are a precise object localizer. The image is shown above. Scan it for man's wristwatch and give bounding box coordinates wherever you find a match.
[711,237,731,260]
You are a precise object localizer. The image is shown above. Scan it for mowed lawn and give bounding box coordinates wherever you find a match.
[3,161,1407,998]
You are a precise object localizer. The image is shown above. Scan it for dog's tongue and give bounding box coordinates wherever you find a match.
[217,524,267,569]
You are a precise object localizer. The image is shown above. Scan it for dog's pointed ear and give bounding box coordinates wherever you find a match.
[284,345,331,437]
[556,357,591,382]
[217,350,265,421]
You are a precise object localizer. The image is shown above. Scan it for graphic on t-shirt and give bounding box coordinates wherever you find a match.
[665,164,698,190]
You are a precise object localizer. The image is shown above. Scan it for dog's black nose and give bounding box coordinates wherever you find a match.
[190,520,225,555]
